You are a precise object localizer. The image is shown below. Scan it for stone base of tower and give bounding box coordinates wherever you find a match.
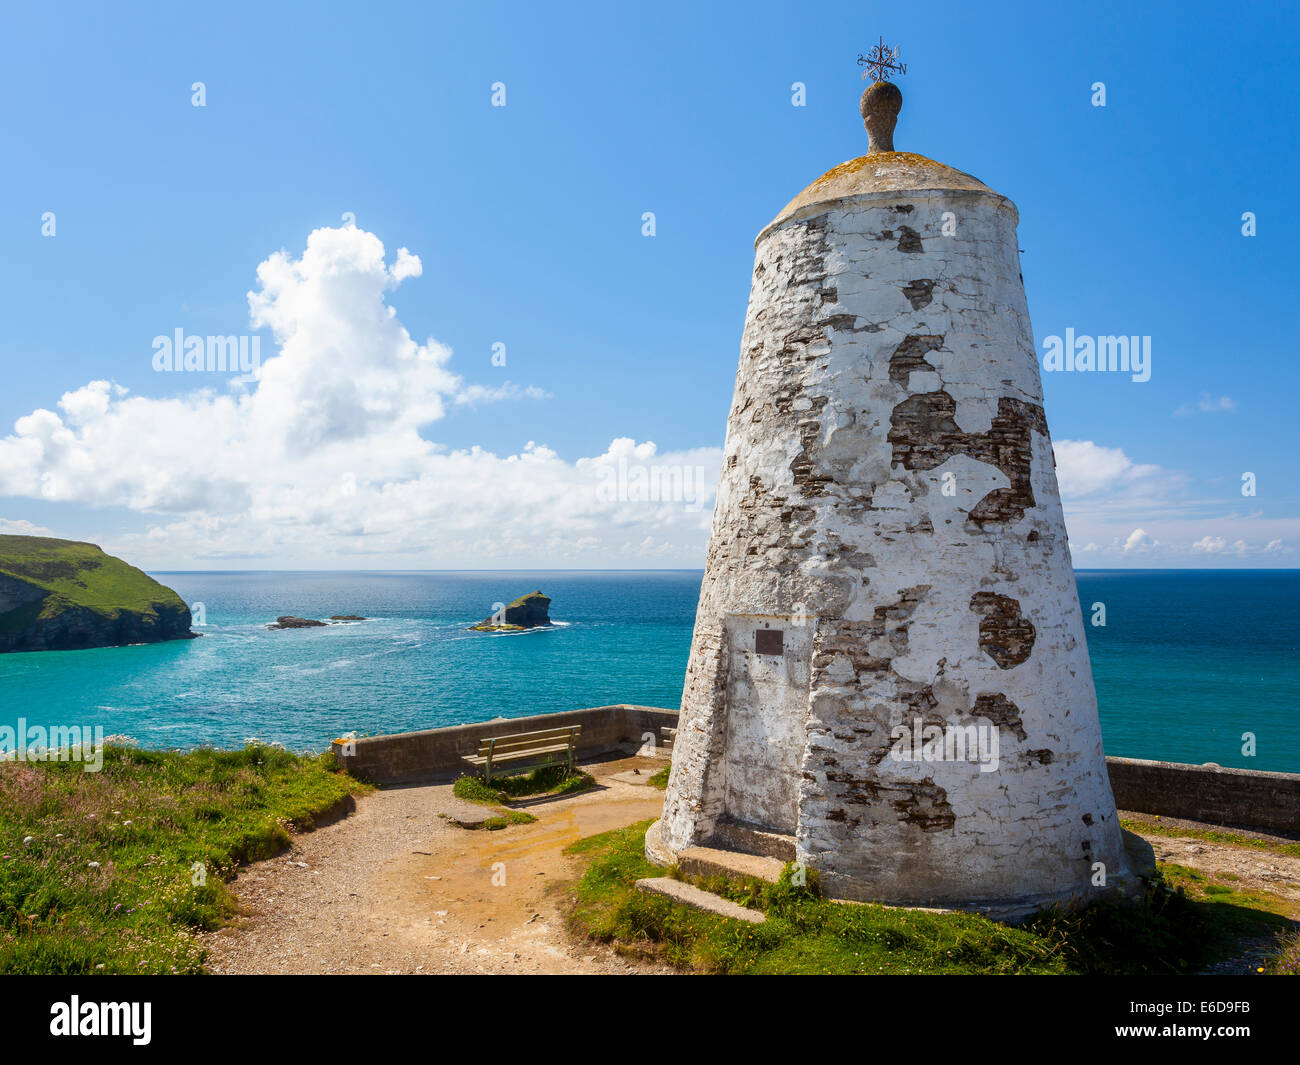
[644,818,1154,923]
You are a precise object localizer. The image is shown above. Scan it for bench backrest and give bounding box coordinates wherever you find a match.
[476,725,581,759]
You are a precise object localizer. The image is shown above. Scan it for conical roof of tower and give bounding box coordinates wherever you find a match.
[760,78,1015,241]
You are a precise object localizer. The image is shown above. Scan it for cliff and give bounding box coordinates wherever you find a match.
[0,535,196,653]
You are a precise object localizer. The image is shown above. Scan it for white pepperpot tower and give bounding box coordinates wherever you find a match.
[648,59,1140,916]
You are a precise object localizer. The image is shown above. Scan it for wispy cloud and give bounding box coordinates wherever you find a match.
[1173,392,1237,417]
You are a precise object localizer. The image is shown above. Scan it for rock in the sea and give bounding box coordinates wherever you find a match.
[0,535,196,653]
[268,614,367,629]
[470,590,553,631]
[268,616,328,629]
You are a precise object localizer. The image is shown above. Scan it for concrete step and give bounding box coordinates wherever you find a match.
[635,877,766,924]
[677,845,785,884]
[713,821,796,862]
[657,726,676,756]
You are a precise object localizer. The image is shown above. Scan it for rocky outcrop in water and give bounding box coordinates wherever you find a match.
[268,614,369,629]
[470,591,553,631]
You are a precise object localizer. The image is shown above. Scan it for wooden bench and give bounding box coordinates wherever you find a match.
[462,725,581,782]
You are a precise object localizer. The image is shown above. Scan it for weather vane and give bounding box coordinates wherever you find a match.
[857,36,907,82]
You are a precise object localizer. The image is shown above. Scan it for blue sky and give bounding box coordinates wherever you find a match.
[0,0,1295,568]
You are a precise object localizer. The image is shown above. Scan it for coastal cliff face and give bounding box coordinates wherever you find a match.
[0,535,196,653]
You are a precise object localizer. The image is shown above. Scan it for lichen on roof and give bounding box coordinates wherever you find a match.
[811,152,987,190]
[761,151,1014,240]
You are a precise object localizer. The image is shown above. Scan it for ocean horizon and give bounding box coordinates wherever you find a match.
[1,568,1295,774]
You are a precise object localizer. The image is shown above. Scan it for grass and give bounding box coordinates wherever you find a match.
[0,741,367,974]
[647,766,670,789]
[566,820,1293,975]
[1120,815,1300,859]
[1268,931,1300,975]
[480,811,539,831]
[453,765,595,806]
[1156,863,1298,974]
[451,766,593,832]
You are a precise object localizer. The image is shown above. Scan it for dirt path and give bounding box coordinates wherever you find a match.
[202,756,671,974]
[204,767,1299,975]
[1119,813,1299,975]
[1119,812,1300,915]
[1143,835,1300,910]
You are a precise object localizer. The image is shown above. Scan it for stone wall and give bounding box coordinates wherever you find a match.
[1107,757,1300,837]
[332,699,1299,837]
[332,704,677,785]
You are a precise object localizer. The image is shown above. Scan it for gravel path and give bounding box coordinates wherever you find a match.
[1120,812,1300,912]
[202,772,1298,975]
[202,756,672,974]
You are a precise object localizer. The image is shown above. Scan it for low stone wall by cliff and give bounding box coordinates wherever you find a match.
[1106,757,1300,837]
[333,705,1300,837]
[333,704,678,785]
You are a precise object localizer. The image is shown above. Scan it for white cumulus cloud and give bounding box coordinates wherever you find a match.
[1052,439,1164,498]
[0,226,718,568]
[1122,528,1158,553]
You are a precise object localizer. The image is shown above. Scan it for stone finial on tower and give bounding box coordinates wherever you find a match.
[860,80,902,153]
[857,36,906,153]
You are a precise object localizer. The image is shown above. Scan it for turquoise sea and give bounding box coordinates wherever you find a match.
[0,570,1295,773]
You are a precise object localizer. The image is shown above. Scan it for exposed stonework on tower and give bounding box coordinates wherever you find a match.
[649,69,1136,918]
[901,278,936,309]
[970,591,1037,668]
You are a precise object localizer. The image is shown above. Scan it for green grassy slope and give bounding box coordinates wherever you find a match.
[0,743,368,973]
[0,535,190,642]
[567,822,1294,975]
